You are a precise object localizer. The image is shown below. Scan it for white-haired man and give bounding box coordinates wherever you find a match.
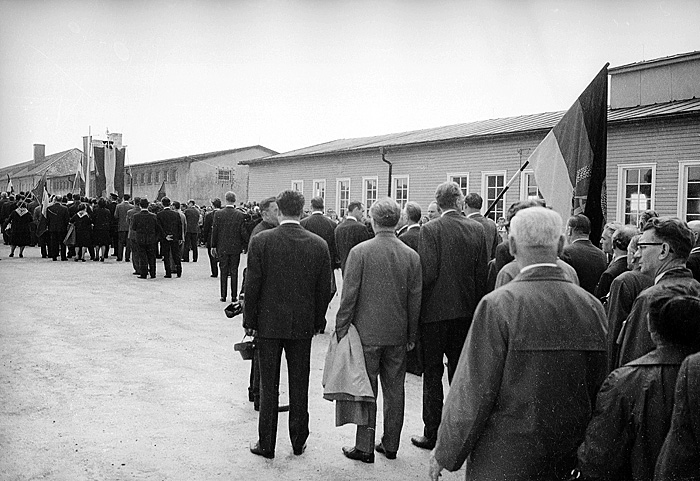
[429,207,607,481]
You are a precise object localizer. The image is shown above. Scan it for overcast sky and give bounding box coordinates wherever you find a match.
[0,0,698,169]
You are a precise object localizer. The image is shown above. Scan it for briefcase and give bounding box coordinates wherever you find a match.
[224,301,243,318]
[234,335,256,360]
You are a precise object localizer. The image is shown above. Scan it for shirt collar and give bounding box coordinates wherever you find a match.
[441,209,458,217]
[311,211,323,215]
[466,212,480,218]
[280,220,300,226]
[520,263,559,274]
[571,238,588,244]
[406,223,420,231]
[345,216,357,222]
[691,247,700,255]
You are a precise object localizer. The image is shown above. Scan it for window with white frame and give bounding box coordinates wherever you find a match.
[140,173,145,185]
[617,164,655,225]
[163,170,169,183]
[482,171,506,222]
[678,161,700,222]
[520,170,543,201]
[448,173,470,197]
[146,171,152,184]
[363,177,378,209]
[336,178,350,218]
[217,169,232,182]
[171,169,177,183]
[291,180,304,193]
[312,179,326,201]
[154,171,160,184]
[392,175,409,209]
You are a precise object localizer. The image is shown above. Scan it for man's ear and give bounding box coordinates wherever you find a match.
[659,242,671,260]
[508,236,517,257]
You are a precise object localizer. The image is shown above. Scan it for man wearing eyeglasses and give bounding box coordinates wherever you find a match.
[616,217,700,367]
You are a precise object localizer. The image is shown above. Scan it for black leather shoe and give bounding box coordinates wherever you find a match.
[220,297,226,302]
[342,446,374,463]
[164,274,172,278]
[375,442,397,459]
[277,404,290,412]
[410,435,435,450]
[249,441,274,459]
[293,443,306,456]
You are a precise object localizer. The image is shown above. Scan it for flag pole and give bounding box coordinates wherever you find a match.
[484,161,530,218]
[85,126,92,198]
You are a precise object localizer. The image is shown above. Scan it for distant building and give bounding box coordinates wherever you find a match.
[243,51,700,225]
[125,145,277,206]
[0,144,83,197]
[1,142,277,205]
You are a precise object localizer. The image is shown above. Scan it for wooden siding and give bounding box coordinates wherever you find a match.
[248,116,700,220]
[607,117,700,221]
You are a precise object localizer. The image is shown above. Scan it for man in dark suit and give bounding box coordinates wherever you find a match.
[594,224,636,302]
[182,199,200,262]
[687,220,700,282]
[211,191,248,302]
[156,197,183,278]
[201,198,220,278]
[301,196,339,270]
[398,201,421,252]
[335,197,422,463]
[46,195,70,261]
[114,194,132,261]
[561,214,609,295]
[244,190,332,459]
[412,181,489,450]
[131,198,163,279]
[126,197,142,275]
[464,193,500,260]
[334,201,370,272]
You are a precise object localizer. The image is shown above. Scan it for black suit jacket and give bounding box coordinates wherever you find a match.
[202,210,215,247]
[131,210,163,245]
[301,212,339,268]
[561,239,608,295]
[334,218,370,271]
[398,224,421,252]
[418,211,489,324]
[46,203,70,232]
[156,209,183,241]
[211,206,248,255]
[243,223,332,339]
[594,256,629,301]
[468,213,500,260]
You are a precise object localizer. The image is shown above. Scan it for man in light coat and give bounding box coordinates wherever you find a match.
[335,197,422,463]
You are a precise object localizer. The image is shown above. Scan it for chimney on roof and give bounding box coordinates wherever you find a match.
[33,144,45,164]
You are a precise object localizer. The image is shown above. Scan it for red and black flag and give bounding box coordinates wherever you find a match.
[530,63,609,245]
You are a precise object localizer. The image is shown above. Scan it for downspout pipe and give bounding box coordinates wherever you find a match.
[380,147,392,197]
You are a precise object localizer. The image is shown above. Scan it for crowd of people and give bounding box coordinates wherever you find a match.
[3,183,699,480]
[233,183,699,481]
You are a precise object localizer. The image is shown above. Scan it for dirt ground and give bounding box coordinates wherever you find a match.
[0,244,465,481]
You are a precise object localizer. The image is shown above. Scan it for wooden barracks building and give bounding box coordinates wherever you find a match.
[242,51,700,226]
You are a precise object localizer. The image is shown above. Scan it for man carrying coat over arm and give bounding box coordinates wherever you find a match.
[335,197,422,463]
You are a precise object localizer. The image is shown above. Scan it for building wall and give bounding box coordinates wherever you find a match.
[125,147,268,206]
[248,116,700,223]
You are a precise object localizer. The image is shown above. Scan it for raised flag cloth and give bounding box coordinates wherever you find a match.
[6,174,14,193]
[31,171,47,203]
[93,142,126,198]
[530,63,609,246]
[156,181,167,201]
